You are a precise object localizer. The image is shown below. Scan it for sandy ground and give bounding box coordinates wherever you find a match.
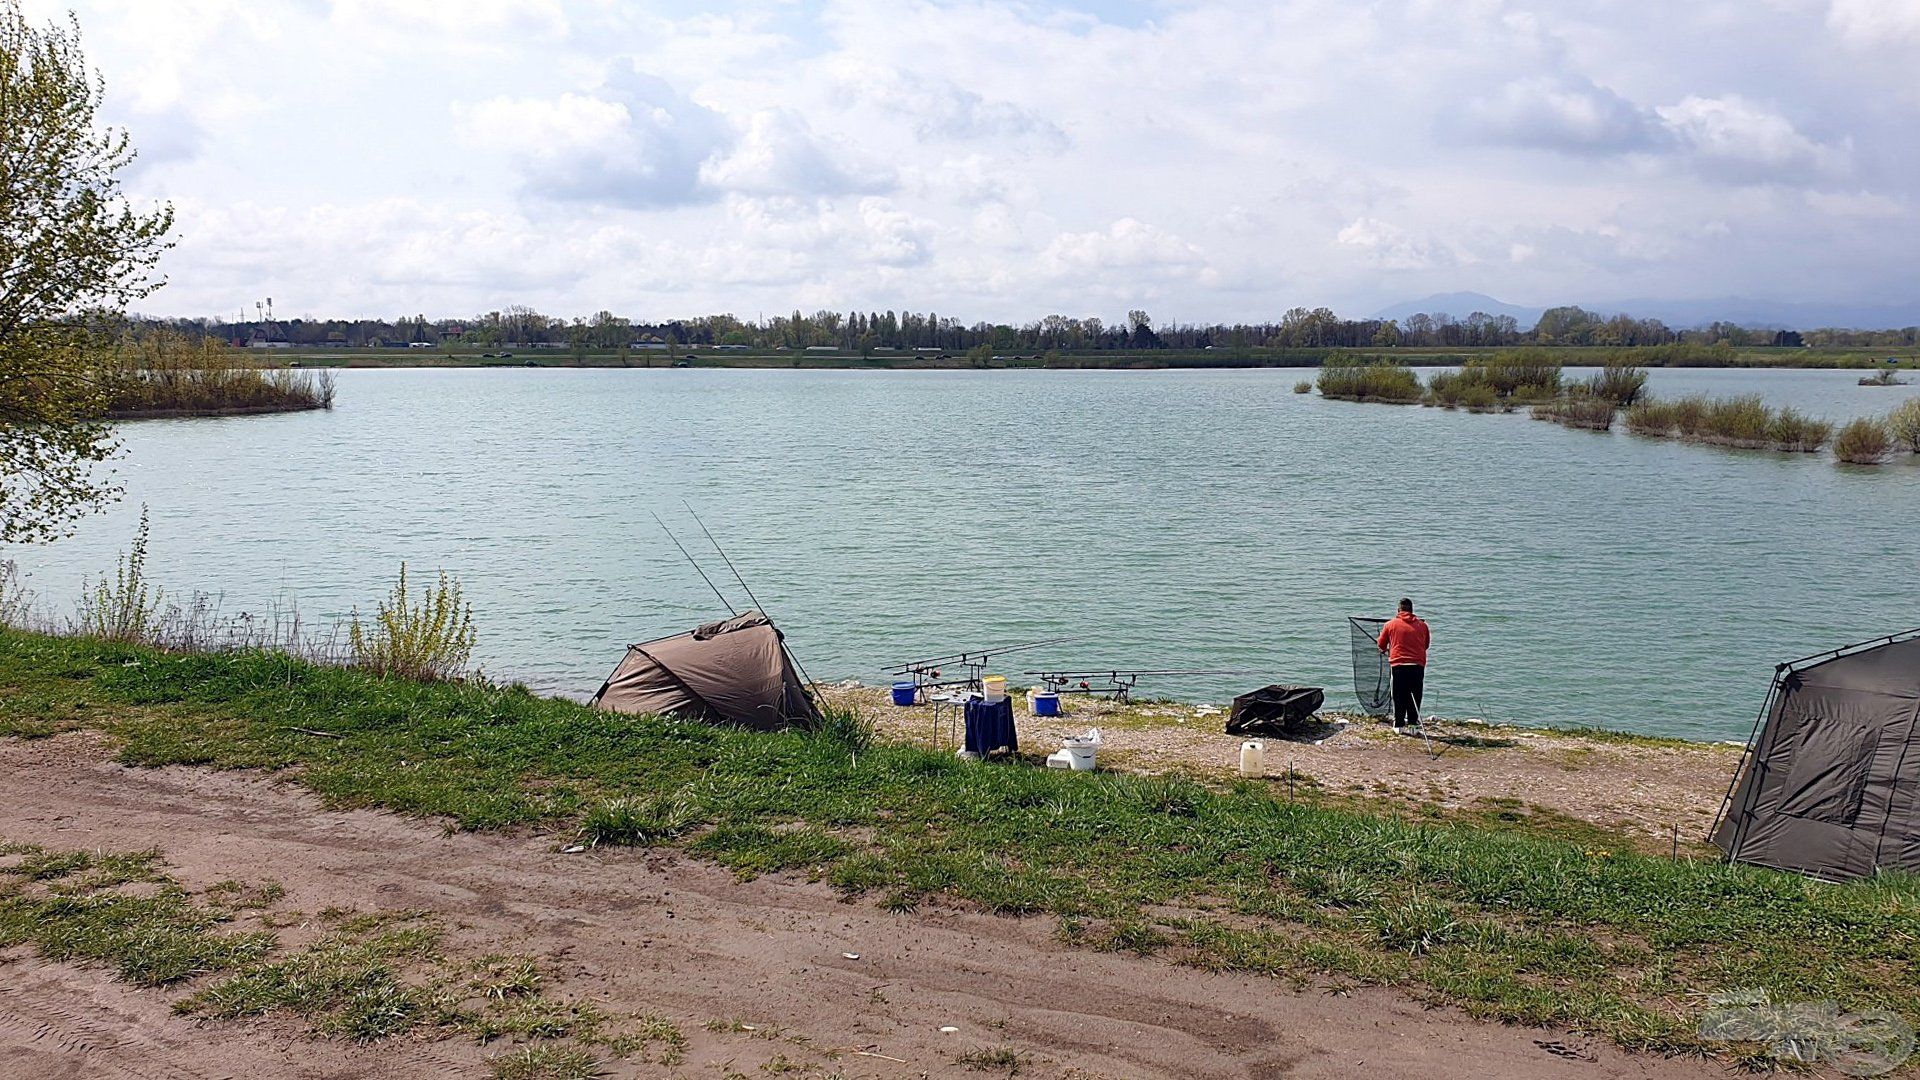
[822,687,1743,846]
[0,733,1735,1080]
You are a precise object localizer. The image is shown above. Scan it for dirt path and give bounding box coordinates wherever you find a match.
[0,734,1728,1080]
[824,687,1741,844]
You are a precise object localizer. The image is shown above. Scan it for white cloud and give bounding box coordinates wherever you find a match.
[1804,189,1909,218]
[1654,95,1850,182]
[837,68,1068,146]
[1041,218,1210,285]
[330,0,568,47]
[1337,218,1450,271]
[457,70,730,208]
[1466,75,1655,154]
[1827,0,1920,45]
[699,110,894,199]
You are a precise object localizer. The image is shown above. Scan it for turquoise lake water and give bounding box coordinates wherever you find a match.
[7,366,1918,742]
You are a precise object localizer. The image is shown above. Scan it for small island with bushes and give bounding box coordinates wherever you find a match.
[100,330,336,420]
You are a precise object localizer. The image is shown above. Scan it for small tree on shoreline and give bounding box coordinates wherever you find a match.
[0,2,174,543]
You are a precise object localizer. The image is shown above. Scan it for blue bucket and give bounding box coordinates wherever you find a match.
[1032,691,1060,717]
[891,681,918,706]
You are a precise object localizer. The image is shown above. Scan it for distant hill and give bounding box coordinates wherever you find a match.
[1370,292,1544,325]
[1371,292,1920,331]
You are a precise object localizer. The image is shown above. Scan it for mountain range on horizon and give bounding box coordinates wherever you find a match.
[1369,292,1920,332]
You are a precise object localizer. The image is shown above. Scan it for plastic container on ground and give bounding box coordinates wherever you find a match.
[891,681,917,706]
[1031,690,1060,717]
[1239,740,1265,778]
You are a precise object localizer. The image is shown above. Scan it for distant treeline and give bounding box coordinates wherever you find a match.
[140,303,1920,355]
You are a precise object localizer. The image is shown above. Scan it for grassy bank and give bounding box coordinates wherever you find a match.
[103,332,335,419]
[2,628,1916,1067]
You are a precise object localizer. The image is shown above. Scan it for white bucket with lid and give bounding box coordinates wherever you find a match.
[982,674,1007,702]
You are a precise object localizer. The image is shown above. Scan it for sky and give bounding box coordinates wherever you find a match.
[28,0,1920,324]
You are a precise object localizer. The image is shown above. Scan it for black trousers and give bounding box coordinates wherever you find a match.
[1390,665,1425,726]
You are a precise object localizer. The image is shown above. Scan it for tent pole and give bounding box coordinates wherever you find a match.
[1711,667,1782,855]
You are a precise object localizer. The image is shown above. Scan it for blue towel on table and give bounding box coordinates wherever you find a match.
[963,696,1017,755]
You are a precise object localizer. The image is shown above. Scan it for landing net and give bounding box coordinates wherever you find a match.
[1348,616,1389,716]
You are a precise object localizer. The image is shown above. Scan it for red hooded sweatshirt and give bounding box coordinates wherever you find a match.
[1377,611,1430,667]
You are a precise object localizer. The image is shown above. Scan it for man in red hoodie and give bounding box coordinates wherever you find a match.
[1376,598,1430,730]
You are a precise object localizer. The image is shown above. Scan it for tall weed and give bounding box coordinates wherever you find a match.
[348,563,476,681]
[71,507,162,642]
[0,560,32,628]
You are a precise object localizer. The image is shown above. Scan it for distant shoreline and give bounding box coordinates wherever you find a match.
[238,344,1918,373]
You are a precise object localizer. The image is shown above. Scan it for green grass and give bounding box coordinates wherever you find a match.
[486,1044,603,1080]
[954,1046,1029,1074]
[3,627,1917,1065]
[0,844,276,984]
[1,830,683,1065]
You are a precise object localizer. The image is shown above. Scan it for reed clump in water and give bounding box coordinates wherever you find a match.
[1766,408,1835,453]
[1531,396,1617,430]
[1888,398,1920,453]
[102,331,336,418]
[1833,417,1894,465]
[1624,394,1832,453]
[1529,363,1649,431]
[1583,362,1648,407]
[1425,349,1562,410]
[1317,357,1422,403]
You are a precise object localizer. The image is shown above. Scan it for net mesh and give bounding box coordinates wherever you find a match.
[1349,616,1389,716]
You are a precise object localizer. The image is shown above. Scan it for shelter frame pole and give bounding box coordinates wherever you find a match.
[1712,667,1783,856]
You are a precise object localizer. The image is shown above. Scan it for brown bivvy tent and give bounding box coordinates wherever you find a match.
[590,610,820,731]
[1712,628,1920,881]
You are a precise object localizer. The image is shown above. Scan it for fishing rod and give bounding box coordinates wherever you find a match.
[684,503,767,615]
[651,510,736,616]
[890,637,1073,695]
[682,504,821,695]
[1025,668,1259,704]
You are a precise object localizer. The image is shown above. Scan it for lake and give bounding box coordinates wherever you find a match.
[7,365,1918,742]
